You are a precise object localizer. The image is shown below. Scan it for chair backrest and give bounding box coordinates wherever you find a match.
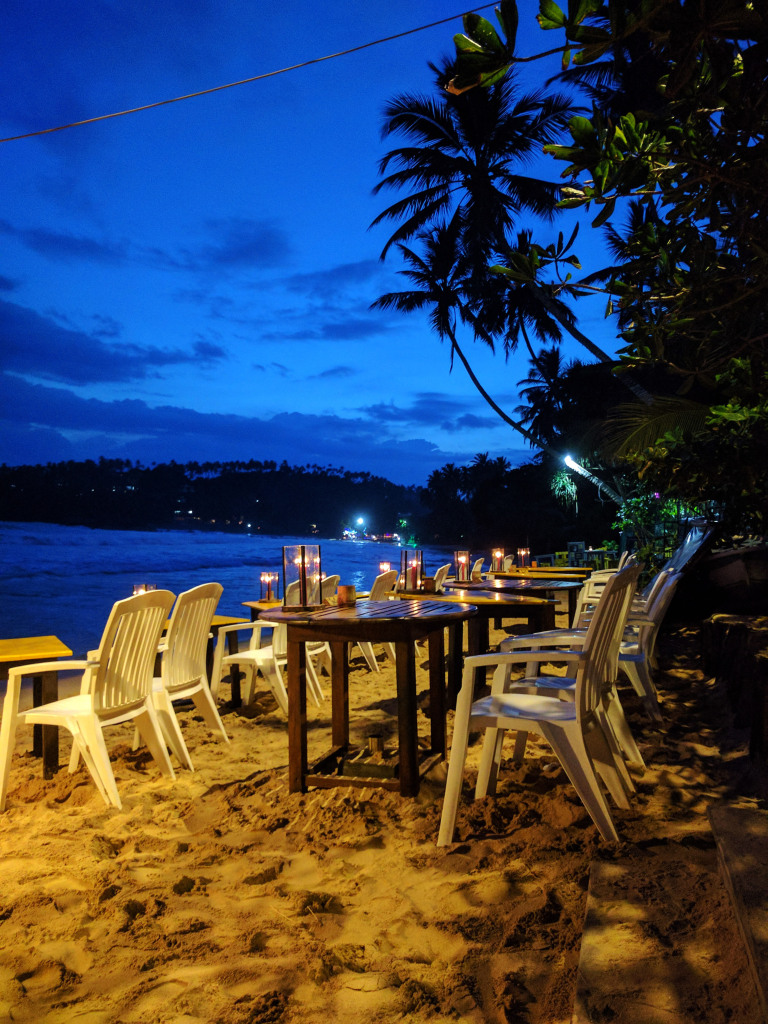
[369,570,398,600]
[433,563,452,592]
[470,558,484,581]
[503,555,515,571]
[637,571,680,657]
[91,589,176,712]
[577,564,642,721]
[640,568,671,610]
[321,575,340,601]
[162,582,223,690]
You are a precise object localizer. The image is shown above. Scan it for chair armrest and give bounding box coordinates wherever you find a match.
[500,631,586,652]
[626,615,654,627]
[7,659,89,681]
[4,660,90,708]
[465,648,584,671]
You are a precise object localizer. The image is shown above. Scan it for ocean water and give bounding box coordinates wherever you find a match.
[0,521,456,657]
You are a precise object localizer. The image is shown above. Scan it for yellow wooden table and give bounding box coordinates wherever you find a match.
[0,635,73,777]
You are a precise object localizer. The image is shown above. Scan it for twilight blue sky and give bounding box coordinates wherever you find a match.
[0,0,616,485]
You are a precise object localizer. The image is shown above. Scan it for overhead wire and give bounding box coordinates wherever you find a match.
[0,4,497,145]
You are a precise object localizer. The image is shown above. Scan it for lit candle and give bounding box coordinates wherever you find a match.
[379,561,391,574]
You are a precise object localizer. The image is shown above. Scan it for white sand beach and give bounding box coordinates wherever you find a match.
[0,618,762,1023]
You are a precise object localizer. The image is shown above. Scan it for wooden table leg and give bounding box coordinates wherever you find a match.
[567,587,578,623]
[540,603,556,630]
[286,636,308,793]
[446,622,463,710]
[329,640,349,749]
[228,634,242,707]
[32,671,60,779]
[427,629,446,757]
[394,639,419,797]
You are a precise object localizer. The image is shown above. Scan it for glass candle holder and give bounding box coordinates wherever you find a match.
[378,561,391,574]
[454,550,470,582]
[282,545,322,609]
[517,547,531,568]
[260,571,279,601]
[491,548,505,572]
[132,583,156,595]
[399,550,423,591]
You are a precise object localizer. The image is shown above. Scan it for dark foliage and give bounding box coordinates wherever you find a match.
[0,458,423,539]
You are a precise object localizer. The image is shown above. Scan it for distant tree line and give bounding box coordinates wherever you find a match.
[0,453,619,551]
[0,458,423,538]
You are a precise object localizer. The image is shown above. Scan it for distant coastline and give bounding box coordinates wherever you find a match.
[0,457,424,540]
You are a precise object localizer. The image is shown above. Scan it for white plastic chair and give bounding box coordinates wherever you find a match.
[211,616,327,713]
[502,570,678,724]
[470,558,485,581]
[438,565,641,846]
[136,582,229,769]
[351,569,399,671]
[433,563,452,593]
[496,564,645,788]
[615,572,680,721]
[304,575,341,682]
[0,589,177,811]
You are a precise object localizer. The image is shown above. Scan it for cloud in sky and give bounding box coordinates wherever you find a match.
[0,372,530,486]
[0,300,225,386]
[0,218,127,265]
[0,214,293,276]
[189,217,293,271]
[284,260,384,298]
[364,393,502,433]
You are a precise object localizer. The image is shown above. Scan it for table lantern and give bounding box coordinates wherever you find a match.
[454,550,470,582]
[378,560,391,574]
[399,550,423,591]
[132,583,157,595]
[260,571,279,601]
[282,544,322,609]
[491,548,505,572]
[517,547,531,568]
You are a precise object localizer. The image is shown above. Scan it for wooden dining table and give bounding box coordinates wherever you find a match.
[0,635,73,778]
[260,599,476,797]
[447,574,585,622]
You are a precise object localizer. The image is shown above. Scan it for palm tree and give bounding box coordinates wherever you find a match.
[372,60,573,274]
[372,61,654,403]
[372,221,552,453]
[515,346,578,445]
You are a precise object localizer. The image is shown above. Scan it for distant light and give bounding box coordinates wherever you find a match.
[356,517,364,526]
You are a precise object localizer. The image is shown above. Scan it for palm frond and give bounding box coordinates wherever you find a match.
[600,396,711,460]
